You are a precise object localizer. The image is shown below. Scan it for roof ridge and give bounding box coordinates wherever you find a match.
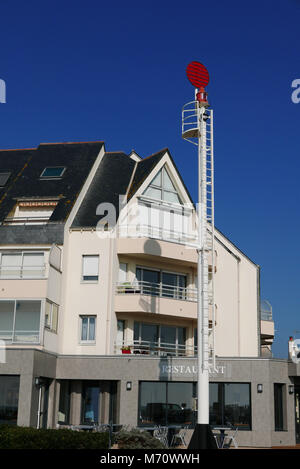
[141,148,168,162]
[39,141,104,146]
[0,148,36,152]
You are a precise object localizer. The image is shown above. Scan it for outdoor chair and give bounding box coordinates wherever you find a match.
[222,427,238,448]
[153,426,168,447]
[212,433,221,448]
[170,426,188,448]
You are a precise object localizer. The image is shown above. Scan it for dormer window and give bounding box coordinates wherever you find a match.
[3,199,59,225]
[0,172,11,187]
[143,166,182,205]
[40,167,66,179]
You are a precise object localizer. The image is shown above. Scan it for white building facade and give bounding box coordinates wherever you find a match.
[1,141,297,448]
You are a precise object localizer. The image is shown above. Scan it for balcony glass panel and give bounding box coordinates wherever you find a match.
[22,253,44,278]
[160,325,176,346]
[0,252,45,278]
[14,300,41,343]
[0,301,14,341]
[0,300,41,343]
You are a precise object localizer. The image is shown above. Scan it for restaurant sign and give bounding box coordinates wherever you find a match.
[160,364,226,376]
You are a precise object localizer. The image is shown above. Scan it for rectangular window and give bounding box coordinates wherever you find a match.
[22,253,44,278]
[81,381,100,425]
[274,383,285,431]
[138,381,196,427]
[82,255,99,282]
[40,167,66,178]
[0,300,41,343]
[80,316,96,343]
[134,322,186,356]
[0,251,44,278]
[136,267,160,296]
[58,381,71,424]
[45,300,59,333]
[118,263,127,283]
[0,376,20,425]
[209,383,251,430]
[136,267,187,299]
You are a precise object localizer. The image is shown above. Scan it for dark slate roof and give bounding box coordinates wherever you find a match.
[0,149,35,200]
[71,147,196,229]
[127,148,167,201]
[0,141,104,223]
[72,152,136,228]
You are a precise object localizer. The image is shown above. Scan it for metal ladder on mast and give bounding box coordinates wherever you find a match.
[182,102,216,371]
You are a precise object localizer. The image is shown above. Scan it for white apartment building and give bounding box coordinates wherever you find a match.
[1,140,298,448]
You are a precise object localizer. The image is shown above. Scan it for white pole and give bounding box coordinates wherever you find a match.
[197,99,209,426]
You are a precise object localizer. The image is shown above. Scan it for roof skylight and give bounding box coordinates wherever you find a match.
[40,167,66,179]
[0,172,11,187]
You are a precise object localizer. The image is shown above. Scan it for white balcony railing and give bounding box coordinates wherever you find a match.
[114,339,195,357]
[118,224,198,247]
[2,216,51,225]
[0,264,46,279]
[116,281,198,302]
[0,330,40,344]
[260,300,273,321]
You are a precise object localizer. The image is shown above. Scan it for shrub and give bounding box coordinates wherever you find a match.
[113,429,165,449]
[0,425,109,449]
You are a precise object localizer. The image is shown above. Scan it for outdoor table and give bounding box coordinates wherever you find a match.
[138,425,183,447]
[212,426,232,448]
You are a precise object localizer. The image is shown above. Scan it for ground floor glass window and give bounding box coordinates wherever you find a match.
[209,382,251,430]
[81,381,100,425]
[139,382,196,427]
[0,375,20,425]
[139,381,251,429]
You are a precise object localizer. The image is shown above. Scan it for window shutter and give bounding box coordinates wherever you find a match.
[82,255,99,280]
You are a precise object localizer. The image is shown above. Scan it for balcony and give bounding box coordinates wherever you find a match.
[0,264,46,279]
[0,299,42,345]
[116,281,197,301]
[2,216,51,226]
[0,330,41,344]
[260,300,274,355]
[115,281,198,319]
[114,339,196,357]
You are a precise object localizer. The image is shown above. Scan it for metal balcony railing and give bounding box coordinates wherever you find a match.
[0,330,40,343]
[260,300,273,321]
[0,264,46,279]
[116,281,198,302]
[2,216,50,225]
[118,224,198,247]
[114,339,195,357]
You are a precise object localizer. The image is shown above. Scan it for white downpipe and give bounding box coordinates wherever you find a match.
[37,385,42,429]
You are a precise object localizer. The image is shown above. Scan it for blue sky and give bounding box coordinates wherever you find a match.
[0,0,299,358]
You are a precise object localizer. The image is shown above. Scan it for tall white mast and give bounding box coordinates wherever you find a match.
[182,61,216,448]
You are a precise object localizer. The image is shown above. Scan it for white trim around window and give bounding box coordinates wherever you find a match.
[81,255,99,283]
[79,315,96,344]
[0,251,46,279]
[45,300,59,333]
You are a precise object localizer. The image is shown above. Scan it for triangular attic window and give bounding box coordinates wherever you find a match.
[143,166,182,204]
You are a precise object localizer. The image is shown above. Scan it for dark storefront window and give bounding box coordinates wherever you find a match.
[274,384,285,431]
[58,381,71,424]
[0,375,20,425]
[109,382,118,425]
[138,382,196,427]
[209,383,251,430]
[81,381,100,425]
